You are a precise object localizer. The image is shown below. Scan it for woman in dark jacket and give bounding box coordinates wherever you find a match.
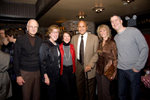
[96,24,117,100]
[39,25,60,100]
[5,29,22,100]
[59,31,76,100]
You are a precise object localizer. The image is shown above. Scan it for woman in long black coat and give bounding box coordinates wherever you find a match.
[39,25,61,100]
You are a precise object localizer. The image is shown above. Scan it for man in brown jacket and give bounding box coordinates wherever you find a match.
[71,21,99,100]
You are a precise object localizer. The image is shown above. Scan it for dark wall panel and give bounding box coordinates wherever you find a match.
[0,1,35,18]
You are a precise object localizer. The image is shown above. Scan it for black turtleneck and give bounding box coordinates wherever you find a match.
[63,41,70,46]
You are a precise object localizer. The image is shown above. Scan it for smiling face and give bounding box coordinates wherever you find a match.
[110,15,123,32]
[99,27,108,40]
[77,21,87,35]
[27,19,39,37]
[49,29,59,42]
[63,32,71,44]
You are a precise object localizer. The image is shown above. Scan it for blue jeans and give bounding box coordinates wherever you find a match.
[118,69,141,100]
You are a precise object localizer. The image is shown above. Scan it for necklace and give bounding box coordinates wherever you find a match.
[63,46,70,61]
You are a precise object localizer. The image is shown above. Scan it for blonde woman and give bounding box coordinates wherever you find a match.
[96,24,117,100]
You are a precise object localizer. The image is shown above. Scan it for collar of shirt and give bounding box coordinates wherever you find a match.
[118,28,127,35]
[79,32,88,39]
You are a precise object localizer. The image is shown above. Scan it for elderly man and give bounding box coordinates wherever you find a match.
[110,15,149,100]
[71,20,99,100]
[14,19,43,100]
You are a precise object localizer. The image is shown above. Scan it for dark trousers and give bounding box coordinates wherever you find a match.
[96,73,112,100]
[76,60,96,100]
[61,66,76,100]
[118,69,141,100]
[11,80,22,100]
[46,81,59,100]
[46,69,60,100]
[21,70,41,100]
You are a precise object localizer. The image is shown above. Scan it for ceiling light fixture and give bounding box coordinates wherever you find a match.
[76,14,87,19]
[122,0,135,5]
[92,6,105,13]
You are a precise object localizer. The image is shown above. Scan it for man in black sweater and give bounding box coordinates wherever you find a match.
[14,19,43,100]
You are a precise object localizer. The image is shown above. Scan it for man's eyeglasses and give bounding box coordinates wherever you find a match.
[28,26,38,29]
[52,31,59,34]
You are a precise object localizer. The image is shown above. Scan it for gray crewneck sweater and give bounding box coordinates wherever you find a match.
[114,27,149,71]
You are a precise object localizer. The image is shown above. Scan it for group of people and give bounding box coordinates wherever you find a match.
[0,15,149,100]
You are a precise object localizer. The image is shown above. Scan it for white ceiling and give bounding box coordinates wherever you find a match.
[5,0,150,27]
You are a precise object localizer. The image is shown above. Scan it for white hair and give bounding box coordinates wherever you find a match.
[27,19,39,27]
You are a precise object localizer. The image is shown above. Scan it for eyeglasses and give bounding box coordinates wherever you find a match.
[51,31,59,34]
[28,26,38,29]
[0,32,4,34]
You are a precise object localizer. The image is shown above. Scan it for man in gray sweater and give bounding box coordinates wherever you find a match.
[110,15,149,100]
